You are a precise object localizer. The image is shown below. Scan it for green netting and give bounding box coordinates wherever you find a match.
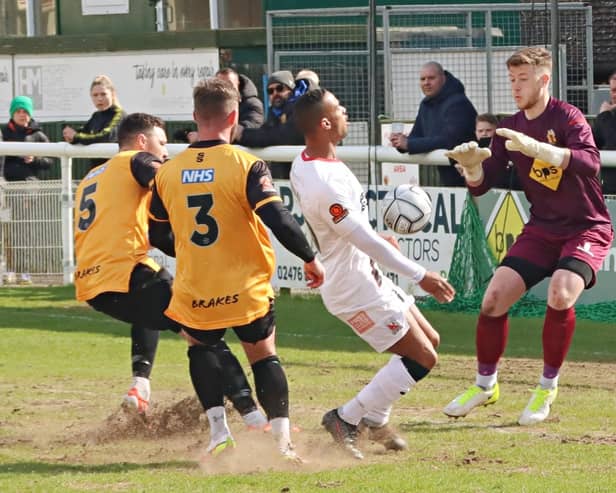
[418,193,616,322]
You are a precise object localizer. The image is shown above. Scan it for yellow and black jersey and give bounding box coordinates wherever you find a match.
[149,140,282,330]
[74,150,160,301]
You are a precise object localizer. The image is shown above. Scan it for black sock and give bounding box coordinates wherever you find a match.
[213,339,257,415]
[131,325,159,378]
[251,355,289,420]
[187,345,224,411]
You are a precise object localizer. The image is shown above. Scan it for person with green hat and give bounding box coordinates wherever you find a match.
[2,95,53,181]
[1,95,54,286]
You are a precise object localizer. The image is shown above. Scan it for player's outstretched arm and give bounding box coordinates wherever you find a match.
[496,128,570,168]
[346,219,426,283]
[418,271,455,303]
[444,141,491,184]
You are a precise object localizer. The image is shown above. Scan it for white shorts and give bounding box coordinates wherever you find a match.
[334,278,414,353]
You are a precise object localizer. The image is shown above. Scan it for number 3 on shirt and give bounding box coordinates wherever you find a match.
[187,193,219,246]
[78,183,97,231]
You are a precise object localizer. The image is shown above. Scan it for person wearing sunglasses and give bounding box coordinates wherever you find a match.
[234,70,305,179]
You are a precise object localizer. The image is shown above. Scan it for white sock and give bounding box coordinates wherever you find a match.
[242,409,268,429]
[339,355,415,426]
[540,374,559,390]
[475,372,497,390]
[132,376,151,400]
[269,417,291,451]
[206,406,231,445]
[362,405,392,427]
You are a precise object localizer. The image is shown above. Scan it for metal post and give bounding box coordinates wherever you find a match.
[466,11,473,48]
[368,0,378,192]
[585,5,594,113]
[383,8,392,118]
[60,156,74,285]
[550,0,560,99]
[209,0,219,29]
[266,12,274,75]
[26,0,36,36]
[485,9,493,114]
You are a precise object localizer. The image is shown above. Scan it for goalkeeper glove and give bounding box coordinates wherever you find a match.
[496,128,567,167]
[444,141,491,182]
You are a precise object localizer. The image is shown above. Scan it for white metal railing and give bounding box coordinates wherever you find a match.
[1,142,616,285]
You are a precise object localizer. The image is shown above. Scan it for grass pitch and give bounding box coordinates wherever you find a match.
[0,286,614,492]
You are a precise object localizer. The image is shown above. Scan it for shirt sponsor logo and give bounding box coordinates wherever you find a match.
[329,203,349,224]
[192,294,239,308]
[74,264,101,279]
[182,168,215,184]
[348,311,375,334]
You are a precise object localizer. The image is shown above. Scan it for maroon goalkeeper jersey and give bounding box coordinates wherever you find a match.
[470,97,611,235]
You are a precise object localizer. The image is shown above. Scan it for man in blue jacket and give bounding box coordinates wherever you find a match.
[390,62,477,186]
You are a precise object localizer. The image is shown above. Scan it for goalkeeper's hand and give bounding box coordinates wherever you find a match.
[496,128,567,167]
[444,141,490,183]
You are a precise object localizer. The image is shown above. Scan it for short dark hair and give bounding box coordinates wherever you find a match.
[118,113,165,147]
[294,88,328,135]
[476,113,498,126]
[216,67,238,78]
[193,78,240,121]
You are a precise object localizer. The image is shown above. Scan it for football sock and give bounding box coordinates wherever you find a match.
[131,376,151,401]
[339,355,415,426]
[540,374,559,390]
[362,405,392,427]
[270,416,291,449]
[251,356,289,420]
[242,409,268,429]
[188,345,224,410]
[476,371,498,390]
[476,312,509,369]
[130,325,159,378]
[542,305,575,370]
[212,339,259,415]
[206,406,232,444]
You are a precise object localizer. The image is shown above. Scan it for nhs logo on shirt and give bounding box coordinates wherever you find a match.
[182,169,215,184]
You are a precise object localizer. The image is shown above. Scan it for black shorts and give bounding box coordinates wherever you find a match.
[87,263,180,332]
[182,300,275,346]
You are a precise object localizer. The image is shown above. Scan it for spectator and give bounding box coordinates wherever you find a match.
[295,69,320,89]
[475,113,498,146]
[234,70,304,178]
[390,62,477,187]
[475,113,520,190]
[592,68,616,194]
[2,96,53,181]
[217,68,264,129]
[62,75,126,169]
[175,69,266,144]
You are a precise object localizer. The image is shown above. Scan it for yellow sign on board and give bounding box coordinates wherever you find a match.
[486,192,526,262]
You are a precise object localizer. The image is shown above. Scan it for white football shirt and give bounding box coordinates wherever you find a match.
[291,150,388,314]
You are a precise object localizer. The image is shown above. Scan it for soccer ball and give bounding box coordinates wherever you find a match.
[382,184,432,234]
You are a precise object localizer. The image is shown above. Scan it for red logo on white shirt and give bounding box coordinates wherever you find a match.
[348,311,375,334]
[329,203,349,224]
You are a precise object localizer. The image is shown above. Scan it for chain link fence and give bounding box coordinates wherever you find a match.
[267,2,593,182]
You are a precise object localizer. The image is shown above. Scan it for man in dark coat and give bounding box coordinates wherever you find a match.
[217,68,264,129]
[592,68,616,194]
[390,62,477,187]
